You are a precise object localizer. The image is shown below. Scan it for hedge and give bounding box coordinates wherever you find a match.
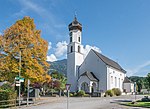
[112,88,121,96]
[0,83,17,108]
[105,90,114,97]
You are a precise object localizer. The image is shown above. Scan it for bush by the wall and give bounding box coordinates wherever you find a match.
[0,83,14,91]
[112,88,121,96]
[69,93,73,97]
[0,83,17,108]
[141,96,150,102]
[77,90,85,97]
[105,90,114,97]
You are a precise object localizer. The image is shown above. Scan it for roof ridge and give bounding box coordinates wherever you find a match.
[92,49,118,64]
[91,49,126,73]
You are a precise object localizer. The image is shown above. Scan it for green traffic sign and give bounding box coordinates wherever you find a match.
[15,77,24,82]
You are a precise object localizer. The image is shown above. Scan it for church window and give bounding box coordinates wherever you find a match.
[71,46,73,52]
[78,37,80,42]
[111,76,113,84]
[115,77,117,87]
[78,46,80,53]
[70,37,72,42]
[119,78,120,87]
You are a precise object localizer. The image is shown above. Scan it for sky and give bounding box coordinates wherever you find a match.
[0,0,150,77]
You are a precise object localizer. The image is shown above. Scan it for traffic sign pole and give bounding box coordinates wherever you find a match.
[65,84,71,109]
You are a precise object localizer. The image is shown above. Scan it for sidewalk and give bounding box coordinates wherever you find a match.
[18,96,64,108]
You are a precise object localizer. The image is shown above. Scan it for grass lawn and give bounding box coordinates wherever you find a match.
[124,102,150,108]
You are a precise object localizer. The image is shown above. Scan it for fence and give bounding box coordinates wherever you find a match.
[0,97,35,108]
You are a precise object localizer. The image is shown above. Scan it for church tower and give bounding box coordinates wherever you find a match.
[67,17,84,92]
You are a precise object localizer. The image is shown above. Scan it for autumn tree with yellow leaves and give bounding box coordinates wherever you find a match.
[0,16,51,84]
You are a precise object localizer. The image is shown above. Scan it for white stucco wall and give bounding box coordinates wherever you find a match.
[78,76,98,93]
[79,50,107,92]
[107,66,125,92]
[123,83,134,93]
[67,29,84,92]
[78,76,90,91]
[71,30,82,44]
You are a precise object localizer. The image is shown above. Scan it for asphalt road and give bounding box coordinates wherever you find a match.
[20,95,147,109]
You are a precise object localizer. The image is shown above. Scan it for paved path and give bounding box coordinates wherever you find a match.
[19,95,147,109]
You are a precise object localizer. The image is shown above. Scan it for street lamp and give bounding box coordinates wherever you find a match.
[134,82,136,101]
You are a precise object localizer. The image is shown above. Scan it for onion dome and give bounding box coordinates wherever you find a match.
[68,17,82,31]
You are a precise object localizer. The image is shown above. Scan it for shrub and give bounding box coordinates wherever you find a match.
[84,94,90,97]
[77,90,85,97]
[1,83,14,91]
[73,92,77,96]
[0,83,17,108]
[141,96,150,102]
[112,88,121,96]
[0,89,17,108]
[69,93,73,97]
[105,90,114,97]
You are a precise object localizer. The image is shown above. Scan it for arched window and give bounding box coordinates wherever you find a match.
[70,37,72,42]
[71,46,73,52]
[78,37,80,42]
[78,46,80,53]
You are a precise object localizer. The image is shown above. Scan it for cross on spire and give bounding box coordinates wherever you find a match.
[74,11,77,21]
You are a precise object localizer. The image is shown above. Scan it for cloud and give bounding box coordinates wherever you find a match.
[83,45,101,57]
[13,8,27,17]
[47,54,57,62]
[54,41,67,57]
[16,0,67,39]
[126,60,150,76]
[0,32,2,35]
[47,41,102,61]
[48,42,52,50]
[47,41,67,61]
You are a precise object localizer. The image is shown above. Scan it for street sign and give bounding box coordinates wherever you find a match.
[15,77,20,80]
[15,77,24,82]
[65,84,71,91]
[16,84,20,86]
[20,78,24,82]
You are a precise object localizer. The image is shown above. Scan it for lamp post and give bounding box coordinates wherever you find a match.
[134,82,136,101]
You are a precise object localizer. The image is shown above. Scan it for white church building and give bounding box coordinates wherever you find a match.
[67,17,127,94]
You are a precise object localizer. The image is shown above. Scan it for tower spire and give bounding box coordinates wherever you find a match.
[74,11,77,20]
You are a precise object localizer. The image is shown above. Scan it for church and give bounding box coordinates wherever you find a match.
[67,17,127,94]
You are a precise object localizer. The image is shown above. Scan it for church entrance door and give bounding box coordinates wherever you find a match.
[81,82,89,93]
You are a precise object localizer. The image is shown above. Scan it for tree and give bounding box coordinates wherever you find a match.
[129,76,144,92]
[136,79,143,92]
[0,16,51,83]
[51,71,67,90]
[146,73,150,92]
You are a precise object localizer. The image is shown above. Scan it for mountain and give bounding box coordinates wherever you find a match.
[47,59,67,76]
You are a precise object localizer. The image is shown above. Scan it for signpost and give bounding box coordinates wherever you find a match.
[65,84,71,109]
[15,77,24,106]
[27,79,30,106]
[15,77,24,86]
